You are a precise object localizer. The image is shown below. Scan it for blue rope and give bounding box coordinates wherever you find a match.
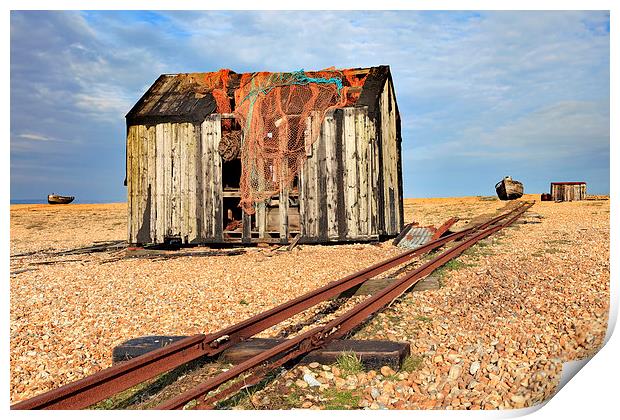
[239,69,343,108]
[289,69,343,91]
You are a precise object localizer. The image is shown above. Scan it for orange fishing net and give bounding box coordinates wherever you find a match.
[185,68,368,214]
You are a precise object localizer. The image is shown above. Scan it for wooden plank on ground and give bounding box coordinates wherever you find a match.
[219,338,410,371]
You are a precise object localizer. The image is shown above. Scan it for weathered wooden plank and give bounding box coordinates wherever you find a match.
[309,112,322,238]
[301,119,316,238]
[155,124,165,243]
[334,110,347,240]
[179,123,188,242]
[193,123,203,242]
[212,115,223,240]
[279,166,289,242]
[209,118,217,239]
[131,125,140,244]
[136,124,145,243]
[305,116,316,239]
[163,123,172,238]
[170,123,180,238]
[187,123,197,243]
[323,111,338,240]
[368,118,379,236]
[200,119,212,238]
[220,338,410,371]
[304,116,313,157]
[389,83,402,231]
[343,107,359,238]
[142,125,150,241]
[388,83,400,231]
[355,108,369,237]
[127,126,136,243]
[136,125,145,243]
[379,81,392,234]
[147,125,157,243]
[298,154,306,238]
[316,114,328,242]
[257,201,266,239]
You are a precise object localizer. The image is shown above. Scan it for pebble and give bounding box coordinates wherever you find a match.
[448,364,462,381]
[380,366,395,377]
[470,361,480,375]
[303,373,322,387]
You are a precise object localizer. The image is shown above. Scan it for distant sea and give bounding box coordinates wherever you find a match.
[10,199,122,204]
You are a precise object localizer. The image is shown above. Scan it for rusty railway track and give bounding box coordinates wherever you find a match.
[12,201,533,410]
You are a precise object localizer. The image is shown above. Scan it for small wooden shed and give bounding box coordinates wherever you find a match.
[550,182,587,201]
[125,66,403,245]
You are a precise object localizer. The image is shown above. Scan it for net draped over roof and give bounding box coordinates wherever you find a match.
[127,67,388,214]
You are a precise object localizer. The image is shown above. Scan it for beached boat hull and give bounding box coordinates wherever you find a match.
[48,194,75,205]
[495,177,523,201]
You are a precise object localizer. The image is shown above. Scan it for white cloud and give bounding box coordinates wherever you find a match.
[18,133,52,141]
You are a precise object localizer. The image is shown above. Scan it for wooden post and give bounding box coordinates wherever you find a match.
[279,159,289,243]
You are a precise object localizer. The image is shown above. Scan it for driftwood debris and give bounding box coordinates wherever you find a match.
[11,241,127,259]
[10,268,38,276]
[51,241,127,256]
[287,235,301,251]
[10,248,55,258]
[101,248,245,263]
[28,258,85,266]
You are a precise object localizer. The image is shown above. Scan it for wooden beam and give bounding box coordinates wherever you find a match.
[220,338,410,371]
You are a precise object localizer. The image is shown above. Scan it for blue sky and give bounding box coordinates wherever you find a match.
[10,10,610,201]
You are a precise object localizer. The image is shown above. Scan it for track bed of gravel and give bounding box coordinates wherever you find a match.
[9,196,609,409]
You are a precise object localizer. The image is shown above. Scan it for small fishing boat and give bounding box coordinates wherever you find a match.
[495,176,524,200]
[48,194,75,205]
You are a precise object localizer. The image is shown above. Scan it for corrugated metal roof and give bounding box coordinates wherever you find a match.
[396,226,434,249]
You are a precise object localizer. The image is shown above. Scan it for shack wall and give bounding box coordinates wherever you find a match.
[296,79,403,242]
[298,107,380,242]
[127,115,223,245]
[550,183,587,202]
[378,79,402,235]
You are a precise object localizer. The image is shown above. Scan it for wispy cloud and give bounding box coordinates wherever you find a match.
[18,133,53,142]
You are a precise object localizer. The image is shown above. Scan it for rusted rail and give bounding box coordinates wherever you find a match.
[11,202,531,410]
[157,201,534,409]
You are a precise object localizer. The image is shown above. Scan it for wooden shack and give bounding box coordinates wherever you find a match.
[125,66,403,245]
[550,182,587,201]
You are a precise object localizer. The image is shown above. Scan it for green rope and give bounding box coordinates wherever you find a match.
[238,69,343,109]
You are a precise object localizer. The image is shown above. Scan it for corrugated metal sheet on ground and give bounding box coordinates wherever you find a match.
[396,226,434,249]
